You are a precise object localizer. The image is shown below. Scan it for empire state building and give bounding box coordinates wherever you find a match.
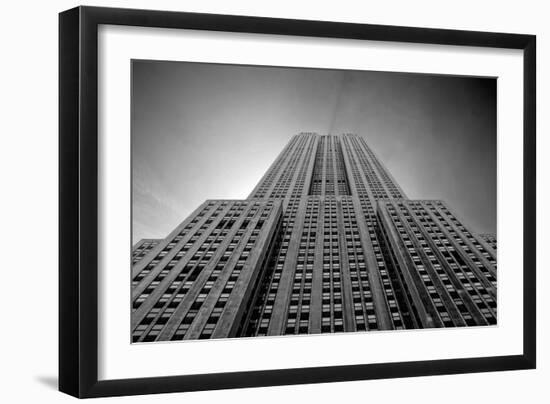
[131,133,497,342]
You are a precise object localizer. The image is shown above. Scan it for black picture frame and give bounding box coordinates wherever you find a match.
[59,5,536,398]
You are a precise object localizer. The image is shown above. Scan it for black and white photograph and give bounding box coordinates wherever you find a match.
[130,60,497,342]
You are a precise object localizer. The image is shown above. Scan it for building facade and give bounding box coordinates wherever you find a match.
[132,238,162,266]
[479,233,497,251]
[131,133,497,342]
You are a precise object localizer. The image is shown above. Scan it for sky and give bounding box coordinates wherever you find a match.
[132,60,496,245]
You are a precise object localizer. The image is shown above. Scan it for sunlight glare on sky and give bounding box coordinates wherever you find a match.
[132,61,496,245]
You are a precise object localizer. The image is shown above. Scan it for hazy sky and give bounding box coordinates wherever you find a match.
[132,60,496,245]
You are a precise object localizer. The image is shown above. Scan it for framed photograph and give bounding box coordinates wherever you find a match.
[59,6,536,398]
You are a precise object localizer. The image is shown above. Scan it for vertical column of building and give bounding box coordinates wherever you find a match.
[309,135,351,197]
[278,197,319,334]
[249,133,318,203]
[334,136,352,196]
[265,134,319,335]
[247,135,300,199]
[324,137,335,195]
[340,134,407,330]
[353,135,407,199]
[329,137,356,332]
[243,133,319,336]
[338,196,382,331]
[309,136,326,196]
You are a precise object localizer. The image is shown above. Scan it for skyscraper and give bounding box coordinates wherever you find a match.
[131,133,497,342]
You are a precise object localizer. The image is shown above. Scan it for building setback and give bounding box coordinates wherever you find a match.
[132,200,282,342]
[132,133,497,342]
[132,238,162,266]
[377,200,497,328]
[479,233,497,252]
